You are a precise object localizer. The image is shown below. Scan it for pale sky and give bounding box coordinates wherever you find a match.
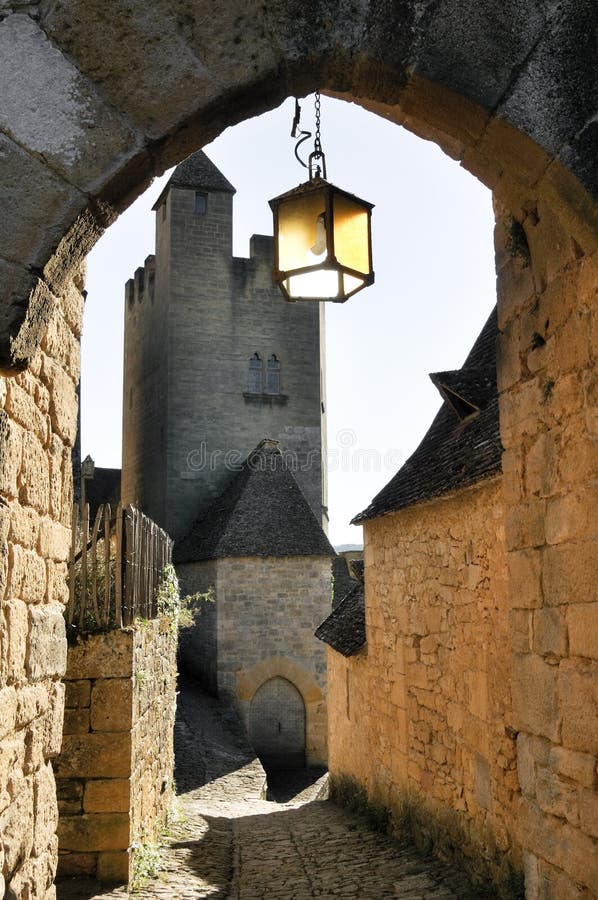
[82,95,496,546]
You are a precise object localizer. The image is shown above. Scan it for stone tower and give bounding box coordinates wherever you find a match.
[122,151,327,540]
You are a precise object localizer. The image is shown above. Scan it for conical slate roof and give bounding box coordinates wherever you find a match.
[353,307,501,523]
[174,440,335,563]
[169,150,235,193]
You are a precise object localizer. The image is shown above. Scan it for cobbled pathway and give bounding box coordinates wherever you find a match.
[58,677,492,900]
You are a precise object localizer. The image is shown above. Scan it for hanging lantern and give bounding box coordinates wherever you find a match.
[269,93,374,303]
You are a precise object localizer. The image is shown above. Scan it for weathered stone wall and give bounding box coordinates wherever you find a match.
[494,199,598,897]
[328,477,519,890]
[55,620,177,884]
[179,555,330,766]
[0,273,82,900]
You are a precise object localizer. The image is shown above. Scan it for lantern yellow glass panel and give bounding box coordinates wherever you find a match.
[269,178,374,303]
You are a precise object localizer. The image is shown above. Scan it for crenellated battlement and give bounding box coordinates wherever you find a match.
[126,255,155,308]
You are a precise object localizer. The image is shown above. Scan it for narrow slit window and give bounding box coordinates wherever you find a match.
[247,353,263,393]
[266,354,281,395]
[195,192,208,215]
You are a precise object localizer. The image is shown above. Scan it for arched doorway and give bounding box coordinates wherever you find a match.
[249,677,306,770]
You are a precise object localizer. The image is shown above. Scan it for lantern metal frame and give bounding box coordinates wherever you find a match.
[269,175,375,303]
[269,92,375,303]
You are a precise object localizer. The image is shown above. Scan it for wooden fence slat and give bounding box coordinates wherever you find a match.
[115,503,123,628]
[79,504,89,629]
[124,507,134,626]
[68,504,78,627]
[103,504,112,628]
[90,506,103,627]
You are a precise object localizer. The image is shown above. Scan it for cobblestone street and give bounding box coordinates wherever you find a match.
[57,678,492,899]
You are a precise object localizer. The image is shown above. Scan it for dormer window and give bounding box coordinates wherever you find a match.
[247,353,263,393]
[266,355,281,395]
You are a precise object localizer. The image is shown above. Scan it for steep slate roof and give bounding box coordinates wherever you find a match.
[152,150,235,210]
[174,439,335,563]
[315,580,365,656]
[353,307,501,523]
[169,150,236,194]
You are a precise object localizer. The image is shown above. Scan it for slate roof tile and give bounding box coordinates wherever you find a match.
[174,439,335,563]
[315,581,366,656]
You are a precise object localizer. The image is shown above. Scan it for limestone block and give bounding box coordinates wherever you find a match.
[0,258,38,368]
[567,603,598,660]
[579,789,598,840]
[96,850,130,883]
[559,659,598,754]
[58,812,130,852]
[65,680,91,709]
[525,431,558,498]
[55,733,132,779]
[32,762,58,857]
[46,681,66,759]
[505,500,546,551]
[4,598,28,682]
[0,774,34,875]
[57,852,96,877]
[20,547,47,604]
[27,603,67,681]
[91,679,133,733]
[0,131,86,270]
[535,766,579,825]
[0,412,23,499]
[84,780,130,814]
[9,503,40,551]
[511,653,560,741]
[62,708,90,735]
[41,311,81,384]
[20,431,50,514]
[60,281,85,339]
[5,380,48,446]
[542,541,598,607]
[549,746,596,789]
[40,0,229,139]
[0,15,141,192]
[16,684,50,728]
[556,823,598,891]
[46,560,69,606]
[507,548,543,609]
[532,607,567,658]
[0,685,17,740]
[66,630,134,680]
[40,356,78,446]
[546,490,595,546]
[39,518,70,563]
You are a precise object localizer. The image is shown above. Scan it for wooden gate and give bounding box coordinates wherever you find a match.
[248,677,306,770]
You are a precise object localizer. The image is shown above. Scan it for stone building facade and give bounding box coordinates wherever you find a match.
[319,303,598,897]
[0,4,597,897]
[177,440,334,768]
[121,151,326,541]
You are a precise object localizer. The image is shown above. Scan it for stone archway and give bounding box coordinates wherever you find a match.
[248,676,306,770]
[1,3,597,897]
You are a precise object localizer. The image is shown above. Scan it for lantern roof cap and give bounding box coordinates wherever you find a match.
[269,175,374,211]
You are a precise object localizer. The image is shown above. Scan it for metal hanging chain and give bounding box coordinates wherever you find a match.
[310,90,327,180]
[291,91,327,180]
